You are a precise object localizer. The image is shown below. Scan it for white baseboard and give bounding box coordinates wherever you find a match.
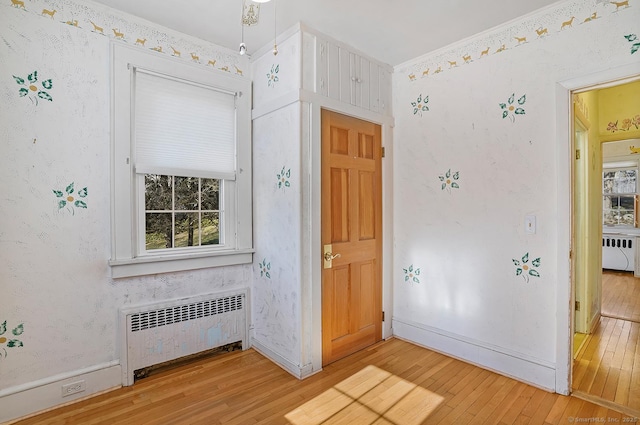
[393,317,556,392]
[250,337,315,379]
[0,362,122,424]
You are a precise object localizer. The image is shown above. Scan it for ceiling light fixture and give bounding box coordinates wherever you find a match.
[239,1,259,55]
[239,0,277,56]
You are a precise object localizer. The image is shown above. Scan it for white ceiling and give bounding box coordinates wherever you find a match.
[91,0,561,66]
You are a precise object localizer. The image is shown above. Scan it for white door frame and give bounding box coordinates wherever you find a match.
[555,62,640,395]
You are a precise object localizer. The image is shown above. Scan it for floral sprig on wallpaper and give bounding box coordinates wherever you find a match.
[439,169,460,193]
[259,258,271,279]
[0,321,24,359]
[13,71,53,105]
[403,264,421,284]
[53,182,87,215]
[267,64,279,87]
[277,166,291,189]
[500,93,526,122]
[512,252,541,282]
[607,115,640,133]
[624,34,640,55]
[411,94,429,116]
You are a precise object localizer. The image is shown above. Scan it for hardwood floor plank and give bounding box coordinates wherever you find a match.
[602,271,640,323]
[480,382,528,425]
[555,397,585,425]
[439,373,498,424]
[467,378,518,425]
[528,391,561,424]
[544,395,571,424]
[466,375,510,416]
[497,385,536,425]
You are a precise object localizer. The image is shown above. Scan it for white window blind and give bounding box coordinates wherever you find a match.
[134,68,237,180]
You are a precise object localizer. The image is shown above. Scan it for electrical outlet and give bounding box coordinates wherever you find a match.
[62,380,86,397]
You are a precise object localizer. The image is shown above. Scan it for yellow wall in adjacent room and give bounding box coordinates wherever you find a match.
[598,80,640,142]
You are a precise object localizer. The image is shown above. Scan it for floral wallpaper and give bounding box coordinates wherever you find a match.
[411,94,429,116]
[0,321,24,359]
[500,94,526,122]
[625,33,640,54]
[12,71,53,105]
[53,182,88,215]
[512,253,541,283]
[606,115,640,133]
[267,64,280,87]
[277,166,291,189]
[403,265,421,284]
[439,169,460,193]
[259,258,271,279]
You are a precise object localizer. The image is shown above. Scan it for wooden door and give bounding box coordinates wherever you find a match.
[321,110,382,366]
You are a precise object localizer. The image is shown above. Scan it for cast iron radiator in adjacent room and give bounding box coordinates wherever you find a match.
[602,235,635,272]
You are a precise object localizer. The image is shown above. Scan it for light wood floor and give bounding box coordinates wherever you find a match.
[572,271,640,416]
[602,270,640,323]
[13,338,636,425]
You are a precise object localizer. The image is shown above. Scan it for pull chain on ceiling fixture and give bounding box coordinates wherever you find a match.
[239,0,277,56]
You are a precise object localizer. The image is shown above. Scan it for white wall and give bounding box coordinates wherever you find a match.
[0,0,251,421]
[393,0,639,391]
[250,31,313,377]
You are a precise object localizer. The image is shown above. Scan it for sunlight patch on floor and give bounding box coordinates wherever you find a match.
[285,365,444,424]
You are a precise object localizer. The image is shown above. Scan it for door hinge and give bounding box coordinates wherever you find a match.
[575,301,581,311]
[575,149,581,160]
[381,147,386,158]
[382,311,385,322]
[569,249,572,259]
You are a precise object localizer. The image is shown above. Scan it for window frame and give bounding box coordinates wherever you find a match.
[602,162,638,229]
[110,43,253,278]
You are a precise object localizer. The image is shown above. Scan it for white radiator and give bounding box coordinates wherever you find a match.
[119,289,248,386]
[602,235,635,272]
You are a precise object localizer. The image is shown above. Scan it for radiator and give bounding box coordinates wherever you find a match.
[602,235,635,272]
[119,289,248,386]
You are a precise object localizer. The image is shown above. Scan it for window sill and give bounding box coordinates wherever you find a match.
[109,249,254,278]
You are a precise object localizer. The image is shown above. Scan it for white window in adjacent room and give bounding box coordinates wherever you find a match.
[110,44,252,278]
[603,162,637,228]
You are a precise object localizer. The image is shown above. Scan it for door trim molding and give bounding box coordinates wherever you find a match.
[555,61,640,395]
[307,100,394,376]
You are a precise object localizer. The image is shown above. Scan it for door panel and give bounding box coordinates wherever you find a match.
[322,109,382,366]
[330,266,351,339]
[359,171,375,240]
[330,168,350,242]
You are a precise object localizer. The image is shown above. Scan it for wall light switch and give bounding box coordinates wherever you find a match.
[525,215,536,234]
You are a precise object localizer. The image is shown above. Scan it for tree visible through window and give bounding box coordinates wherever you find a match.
[603,167,637,227]
[144,175,221,250]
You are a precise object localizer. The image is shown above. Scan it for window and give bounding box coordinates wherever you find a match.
[110,44,253,278]
[143,175,220,251]
[603,164,637,227]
